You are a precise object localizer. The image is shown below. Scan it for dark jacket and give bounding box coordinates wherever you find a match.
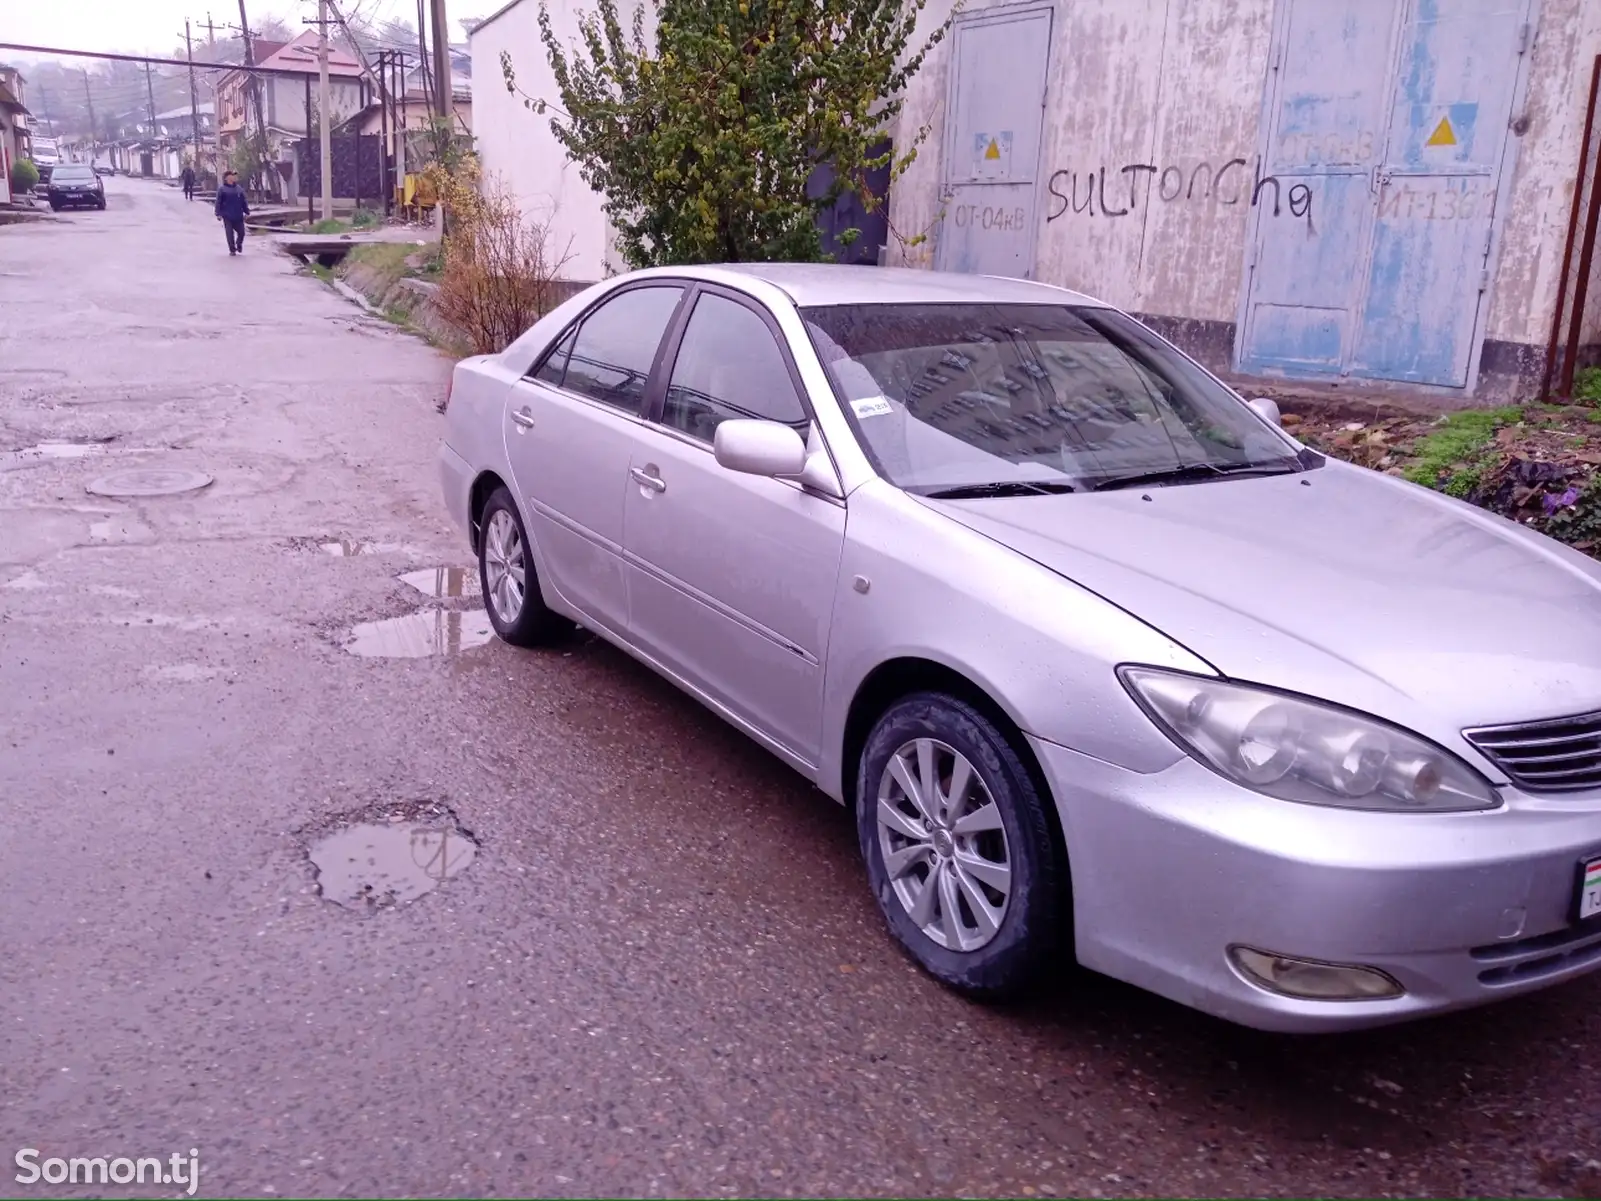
[214,182,250,222]
[181,166,195,185]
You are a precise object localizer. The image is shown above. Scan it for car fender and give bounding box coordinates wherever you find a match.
[819,480,1213,804]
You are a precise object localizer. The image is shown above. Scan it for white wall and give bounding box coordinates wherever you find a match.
[892,0,1598,378]
[470,0,643,281]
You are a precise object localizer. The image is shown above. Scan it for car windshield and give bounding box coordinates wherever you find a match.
[52,166,93,182]
[801,302,1305,494]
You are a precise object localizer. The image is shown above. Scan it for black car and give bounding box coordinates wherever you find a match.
[47,164,105,211]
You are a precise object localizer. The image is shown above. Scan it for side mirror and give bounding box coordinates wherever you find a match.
[1247,397,1282,427]
[714,419,808,479]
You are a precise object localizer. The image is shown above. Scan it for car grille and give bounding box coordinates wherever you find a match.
[1463,709,1601,792]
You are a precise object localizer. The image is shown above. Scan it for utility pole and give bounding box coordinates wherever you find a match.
[37,84,56,135]
[81,70,97,161]
[317,0,332,220]
[414,0,432,118]
[206,13,217,44]
[185,20,203,169]
[236,0,268,193]
[145,61,158,138]
[428,0,450,120]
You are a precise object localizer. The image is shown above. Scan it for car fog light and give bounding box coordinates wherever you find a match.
[1228,946,1404,1001]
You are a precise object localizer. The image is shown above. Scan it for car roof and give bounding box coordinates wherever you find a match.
[655,263,1105,309]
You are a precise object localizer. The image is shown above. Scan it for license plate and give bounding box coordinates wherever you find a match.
[1579,857,1601,923]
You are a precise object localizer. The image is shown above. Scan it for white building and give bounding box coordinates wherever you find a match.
[468,0,634,282]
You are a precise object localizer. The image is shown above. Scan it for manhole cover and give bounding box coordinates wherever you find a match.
[309,815,478,909]
[86,468,213,498]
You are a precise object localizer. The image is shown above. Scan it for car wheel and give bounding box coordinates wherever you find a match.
[48,201,60,212]
[477,486,561,647]
[96,198,106,210]
[857,691,1067,998]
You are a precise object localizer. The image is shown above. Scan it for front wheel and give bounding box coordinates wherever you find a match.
[857,691,1068,998]
[477,486,563,647]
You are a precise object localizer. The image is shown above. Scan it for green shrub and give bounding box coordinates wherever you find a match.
[1574,366,1601,404]
[351,208,379,228]
[10,157,39,194]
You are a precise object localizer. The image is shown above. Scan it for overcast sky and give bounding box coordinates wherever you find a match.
[4,0,492,59]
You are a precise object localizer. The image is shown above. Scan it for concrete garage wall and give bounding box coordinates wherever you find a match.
[891,0,1601,401]
[469,0,633,283]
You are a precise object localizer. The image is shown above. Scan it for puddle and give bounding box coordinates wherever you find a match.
[320,539,426,558]
[0,442,108,470]
[309,815,478,909]
[399,566,481,600]
[344,608,495,658]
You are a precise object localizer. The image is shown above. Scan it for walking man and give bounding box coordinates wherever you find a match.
[214,169,250,256]
[180,161,196,201]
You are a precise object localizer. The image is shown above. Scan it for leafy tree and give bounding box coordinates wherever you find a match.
[502,0,952,267]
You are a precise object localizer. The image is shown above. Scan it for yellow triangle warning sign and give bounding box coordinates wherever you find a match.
[1426,116,1457,147]
[984,139,1001,160]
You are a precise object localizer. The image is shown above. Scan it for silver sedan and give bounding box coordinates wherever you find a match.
[439,263,1601,1032]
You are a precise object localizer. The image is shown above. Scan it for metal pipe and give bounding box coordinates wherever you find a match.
[1544,55,1601,399]
[0,41,340,78]
[1565,60,1601,400]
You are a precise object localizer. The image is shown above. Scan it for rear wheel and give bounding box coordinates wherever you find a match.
[477,486,563,647]
[857,691,1067,998]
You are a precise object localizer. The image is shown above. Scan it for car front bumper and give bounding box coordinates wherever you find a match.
[1031,737,1601,1032]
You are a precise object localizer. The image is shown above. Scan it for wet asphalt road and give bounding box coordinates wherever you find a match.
[2,177,1600,1200]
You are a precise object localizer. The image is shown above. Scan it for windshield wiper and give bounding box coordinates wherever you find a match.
[916,480,1081,500]
[1087,460,1301,492]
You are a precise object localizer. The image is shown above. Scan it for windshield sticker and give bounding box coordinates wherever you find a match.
[852,396,895,419]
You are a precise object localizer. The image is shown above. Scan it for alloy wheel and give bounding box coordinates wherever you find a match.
[876,737,1013,952]
[483,508,526,624]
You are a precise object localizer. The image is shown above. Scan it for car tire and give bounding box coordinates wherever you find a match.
[477,486,563,648]
[96,199,106,210]
[857,691,1068,999]
[48,201,60,212]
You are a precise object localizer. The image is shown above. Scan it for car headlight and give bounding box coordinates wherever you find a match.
[1118,667,1500,812]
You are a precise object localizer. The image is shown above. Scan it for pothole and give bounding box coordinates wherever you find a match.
[308,802,478,910]
[344,608,495,657]
[399,566,481,599]
[0,439,117,470]
[86,468,213,498]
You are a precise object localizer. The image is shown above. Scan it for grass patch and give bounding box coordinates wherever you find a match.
[1576,366,1601,404]
[351,208,380,228]
[309,262,334,283]
[1401,406,1523,488]
[306,217,347,234]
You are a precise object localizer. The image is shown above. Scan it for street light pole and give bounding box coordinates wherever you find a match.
[317,0,332,220]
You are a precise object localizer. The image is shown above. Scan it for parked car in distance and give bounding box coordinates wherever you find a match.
[93,164,114,177]
[439,262,1601,1034]
[30,138,60,195]
[46,164,105,211]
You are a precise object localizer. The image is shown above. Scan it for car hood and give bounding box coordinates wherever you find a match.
[927,460,1601,738]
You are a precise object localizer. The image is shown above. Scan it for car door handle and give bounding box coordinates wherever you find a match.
[629,466,666,494]
[511,407,536,431]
